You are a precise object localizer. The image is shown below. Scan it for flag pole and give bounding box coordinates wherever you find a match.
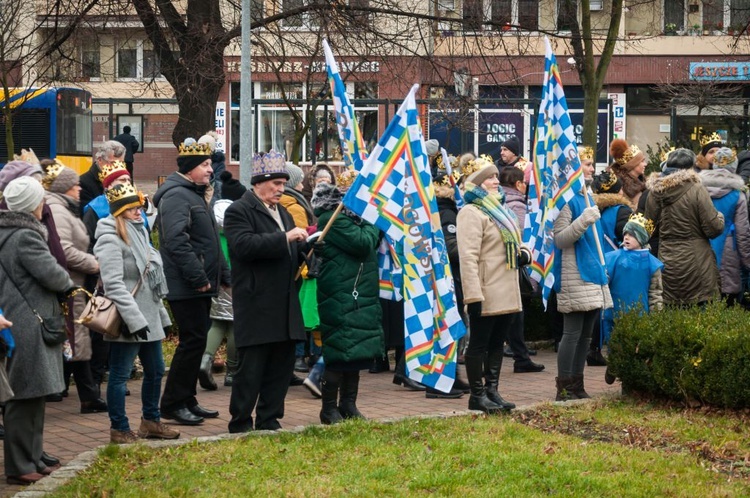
[294,202,345,280]
[581,186,605,265]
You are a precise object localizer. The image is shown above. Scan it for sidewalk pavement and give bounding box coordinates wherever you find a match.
[1,350,619,496]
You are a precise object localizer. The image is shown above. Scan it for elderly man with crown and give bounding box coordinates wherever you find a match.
[223,150,308,433]
[152,139,231,426]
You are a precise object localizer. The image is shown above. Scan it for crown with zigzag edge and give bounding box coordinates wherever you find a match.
[627,212,655,237]
[614,144,642,166]
[178,141,212,157]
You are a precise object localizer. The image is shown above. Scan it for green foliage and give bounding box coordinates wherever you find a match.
[608,302,750,408]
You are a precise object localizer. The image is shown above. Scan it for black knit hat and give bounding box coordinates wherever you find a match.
[177,141,212,174]
[219,171,247,201]
[501,135,520,156]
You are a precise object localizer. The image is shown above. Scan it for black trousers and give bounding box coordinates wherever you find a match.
[228,341,296,433]
[505,311,532,363]
[89,330,109,386]
[161,297,212,412]
[125,161,134,181]
[64,360,100,402]
[3,397,45,476]
[466,313,513,358]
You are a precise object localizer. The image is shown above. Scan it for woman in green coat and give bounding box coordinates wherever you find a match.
[311,181,384,425]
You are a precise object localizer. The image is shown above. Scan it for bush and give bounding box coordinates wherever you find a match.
[608,302,750,408]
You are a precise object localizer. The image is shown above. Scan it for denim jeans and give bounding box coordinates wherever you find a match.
[107,340,165,432]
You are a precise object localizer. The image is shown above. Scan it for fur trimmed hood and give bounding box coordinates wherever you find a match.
[593,192,633,211]
[0,210,48,241]
[699,168,745,198]
[434,184,455,200]
[646,168,701,206]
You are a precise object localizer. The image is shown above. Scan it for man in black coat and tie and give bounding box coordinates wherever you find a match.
[223,151,308,433]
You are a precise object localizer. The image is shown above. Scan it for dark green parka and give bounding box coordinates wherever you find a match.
[315,207,384,365]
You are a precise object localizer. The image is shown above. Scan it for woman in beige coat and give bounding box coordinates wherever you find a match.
[457,161,531,414]
[43,163,107,414]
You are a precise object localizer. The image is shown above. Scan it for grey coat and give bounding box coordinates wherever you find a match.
[0,211,74,400]
[94,216,171,342]
[699,169,750,294]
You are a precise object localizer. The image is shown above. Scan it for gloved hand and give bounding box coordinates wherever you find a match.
[127,326,150,341]
[518,248,532,267]
[467,302,482,317]
[579,206,601,227]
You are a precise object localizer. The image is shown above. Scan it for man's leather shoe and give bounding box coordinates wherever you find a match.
[513,361,545,373]
[80,398,108,414]
[161,407,204,425]
[6,473,45,485]
[188,404,219,418]
[38,464,60,476]
[40,452,60,467]
[425,387,464,399]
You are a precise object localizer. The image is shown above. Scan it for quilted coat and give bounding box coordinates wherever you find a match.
[644,169,724,305]
[553,204,613,314]
[315,207,383,365]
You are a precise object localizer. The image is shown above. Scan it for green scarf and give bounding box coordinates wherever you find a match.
[463,183,522,269]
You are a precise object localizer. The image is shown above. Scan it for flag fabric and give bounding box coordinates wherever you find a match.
[323,39,368,172]
[343,84,466,392]
[523,37,587,308]
[440,147,464,209]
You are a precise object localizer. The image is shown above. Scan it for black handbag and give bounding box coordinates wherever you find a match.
[0,244,69,346]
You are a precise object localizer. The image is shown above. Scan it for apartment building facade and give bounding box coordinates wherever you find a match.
[24,0,750,181]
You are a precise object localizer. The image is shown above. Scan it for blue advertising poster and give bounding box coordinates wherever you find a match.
[477,111,525,161]
[428,110,474,156]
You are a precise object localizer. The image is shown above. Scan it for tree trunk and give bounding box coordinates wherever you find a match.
[3,106,14,163]
[582,82,599,150]
[172,84,222,146]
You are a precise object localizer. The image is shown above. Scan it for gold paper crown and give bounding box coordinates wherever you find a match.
[715,149,738,168]
[434,155,461,187]
[98,161,129,184]
[627,212,655,237]
[178,142,212,157]
[105,182,140,205]
[660,147,676,163]
[595,171,619,192]
[336,168,358,190]
[578,146,595,161]
[700,132,723,147]
[614,145,642,166]
[41,160,67,191]
[515,157,530,172]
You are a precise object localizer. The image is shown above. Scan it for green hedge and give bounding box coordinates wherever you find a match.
[608,302,750,408]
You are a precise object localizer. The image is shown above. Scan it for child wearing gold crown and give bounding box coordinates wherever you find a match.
[601,214,664,383]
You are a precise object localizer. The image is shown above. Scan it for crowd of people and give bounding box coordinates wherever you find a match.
[0,128,744,485]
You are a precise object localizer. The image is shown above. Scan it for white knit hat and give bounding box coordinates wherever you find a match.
[4,176,45,213]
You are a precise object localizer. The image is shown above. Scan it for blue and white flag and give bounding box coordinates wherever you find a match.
[343,84,466,392]
[323,39,368,172]
[523,37,587,308]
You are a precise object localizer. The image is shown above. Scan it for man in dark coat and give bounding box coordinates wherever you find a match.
[79,140,126,216]
[223,150,308,433]
[153,140,230,425]
[113,126,140,180]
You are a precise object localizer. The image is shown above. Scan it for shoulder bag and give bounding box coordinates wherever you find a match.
[76,262,149,338]
[0,243,68,346]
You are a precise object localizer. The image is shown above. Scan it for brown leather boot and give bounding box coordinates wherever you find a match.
[138,418,180,439]
[571,374,591,399]
[110,429,139,444]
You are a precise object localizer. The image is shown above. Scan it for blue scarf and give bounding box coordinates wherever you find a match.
[464,183,522,269]
[553,194,608,291]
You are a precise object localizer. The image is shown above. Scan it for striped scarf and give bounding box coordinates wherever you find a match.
[463,183,522,269]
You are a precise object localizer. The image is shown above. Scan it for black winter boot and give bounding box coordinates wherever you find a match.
[392,356,426,391]
[320,370,344,425]
[465,355,505,414]
[484,350,515,410]
[555,376,578,401]
[453,368,471,394]
[338,371,365,420]
[571,374,591,399]
[586,348,607,366]
[198,353,217,391]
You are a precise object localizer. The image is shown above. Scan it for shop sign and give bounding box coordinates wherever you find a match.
[215,102,226,152]
[689,62,750,81]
